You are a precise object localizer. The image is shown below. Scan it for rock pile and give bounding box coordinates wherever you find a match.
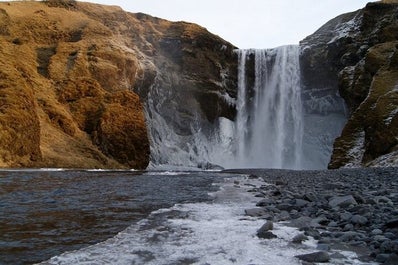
[240,168,398,264]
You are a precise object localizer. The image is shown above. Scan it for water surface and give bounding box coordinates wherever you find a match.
[0,170,221,264]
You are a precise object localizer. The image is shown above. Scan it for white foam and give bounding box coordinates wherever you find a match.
[0,168,67,172]
[40,176,373,265]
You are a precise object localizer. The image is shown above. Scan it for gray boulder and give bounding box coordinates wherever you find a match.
[351,215,368,225]
[295,251,330,263]
[328,195,357,208]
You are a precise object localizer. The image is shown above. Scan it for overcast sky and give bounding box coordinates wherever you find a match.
[84,0,371,48]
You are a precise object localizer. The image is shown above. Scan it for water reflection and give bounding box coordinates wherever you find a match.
[0,170,219,264]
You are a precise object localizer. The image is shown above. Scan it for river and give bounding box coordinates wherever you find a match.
[1,169,380,265]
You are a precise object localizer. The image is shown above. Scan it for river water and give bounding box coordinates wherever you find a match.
[1,169,371,265]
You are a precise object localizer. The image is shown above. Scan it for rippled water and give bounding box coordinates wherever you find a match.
[0,170,223,264]
[1,170,373,265]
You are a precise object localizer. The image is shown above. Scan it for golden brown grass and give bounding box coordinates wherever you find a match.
[0,1,150,168]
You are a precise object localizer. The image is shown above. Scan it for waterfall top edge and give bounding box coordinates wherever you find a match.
[234,44,300,52]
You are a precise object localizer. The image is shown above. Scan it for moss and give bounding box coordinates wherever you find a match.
[0,1,150,169]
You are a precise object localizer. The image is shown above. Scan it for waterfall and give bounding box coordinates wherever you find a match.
[231,46,304,169]
[141,44,346,170]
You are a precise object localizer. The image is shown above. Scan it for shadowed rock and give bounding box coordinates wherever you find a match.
[295,251,330,263]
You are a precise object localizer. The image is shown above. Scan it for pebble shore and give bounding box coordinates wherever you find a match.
[229,168,398,264]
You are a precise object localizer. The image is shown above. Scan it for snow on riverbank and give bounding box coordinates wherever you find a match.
[40,175,372,265]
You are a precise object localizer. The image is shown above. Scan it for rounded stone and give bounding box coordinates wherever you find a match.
[351,215,368,225]
[295,251,330,263]
[371,229,383,235]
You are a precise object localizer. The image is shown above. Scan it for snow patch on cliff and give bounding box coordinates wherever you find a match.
[343,130,366,168]
[383,83,398,125]
[328,12,362,44]
[368,150,398,167]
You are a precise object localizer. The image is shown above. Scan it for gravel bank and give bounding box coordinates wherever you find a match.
[227,168,398,264]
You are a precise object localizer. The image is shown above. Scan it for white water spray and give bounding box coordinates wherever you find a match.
[231,46,304,169]
[143,44,345,170]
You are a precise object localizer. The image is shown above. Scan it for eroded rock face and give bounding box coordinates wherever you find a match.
[0,1,152,168]
[0,1,237,169]
[128,14,237,167]
[300,2,398,168]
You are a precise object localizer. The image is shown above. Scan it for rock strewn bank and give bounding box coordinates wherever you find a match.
[229,168,398,264]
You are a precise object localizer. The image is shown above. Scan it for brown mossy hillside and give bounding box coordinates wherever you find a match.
[0,1,150,169]
[0,50,41,167]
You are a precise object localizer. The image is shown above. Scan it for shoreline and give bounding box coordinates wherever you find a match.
[230,167,398,264]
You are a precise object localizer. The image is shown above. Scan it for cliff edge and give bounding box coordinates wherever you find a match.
[300,1,398,168]
[0,0,237,169]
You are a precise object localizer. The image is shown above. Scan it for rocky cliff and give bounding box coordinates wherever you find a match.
[0,0,236,169]
[128,13,237,168]
[300,1,398,168]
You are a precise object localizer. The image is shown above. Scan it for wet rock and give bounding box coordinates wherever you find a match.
[329,195,358,208]
[295,199,310,207]
[380,240,398,253]
[257,231,277,239]
[340,212,353,221]
[295,251,330,263]
[276,211,291,221]
[330,252,346,259]
[338,231,365,242]
[289,216,313,229]
[292,233,308,244]
[245,208,268,217]
[343,223,354,231]
[376,253,391,263]
[303,193,318,202]
[351,215,368,225]
[257,221,277,239]
[255,198,275,207]
[328,221,338,227]
[317,244,331,251]
[385,219,398,229]
[257,221,273,234]
[276,203,296,212]
[275,180,287,186]
[371,229,383,235]
[384,254,398,265]
[304,228,321,240]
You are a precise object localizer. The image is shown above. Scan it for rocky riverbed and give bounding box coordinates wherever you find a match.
[228,168,398,264]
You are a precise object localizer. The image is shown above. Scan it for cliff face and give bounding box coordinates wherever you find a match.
[125,15,237,167]
[0,1,237,169]
[300,2,398,168]
[0,1,151,169]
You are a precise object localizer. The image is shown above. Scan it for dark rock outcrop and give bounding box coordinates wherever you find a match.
[300,1,398,168]
[127,12,237,167]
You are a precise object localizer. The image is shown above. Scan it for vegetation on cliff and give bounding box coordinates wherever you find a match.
[0,1,152,168]
[300,1,398,168]
[0,0,237,169]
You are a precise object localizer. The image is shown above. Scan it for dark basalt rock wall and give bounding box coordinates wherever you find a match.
[131,14,237,131]
[300,2,398,168]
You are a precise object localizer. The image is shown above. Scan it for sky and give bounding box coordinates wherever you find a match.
[83,1,370,48]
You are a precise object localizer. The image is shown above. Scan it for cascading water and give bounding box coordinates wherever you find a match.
[142,45,346,170]
[229,46,304,169]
